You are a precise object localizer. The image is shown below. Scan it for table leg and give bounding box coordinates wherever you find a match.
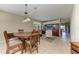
[22,39,26,53]
[19,38,26,53]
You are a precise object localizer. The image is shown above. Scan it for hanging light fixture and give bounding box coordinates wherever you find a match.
[22,4,31,23]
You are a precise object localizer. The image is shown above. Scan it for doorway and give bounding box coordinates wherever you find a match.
[60,22,70,38]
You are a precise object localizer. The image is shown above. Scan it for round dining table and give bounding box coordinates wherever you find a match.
[13,32,31,53]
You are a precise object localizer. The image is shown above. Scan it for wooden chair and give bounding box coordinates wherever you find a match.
[31,30,40,44]
[71,42,79,54]
[3,31,23,54]
[26,33,40,53]
[31,29,37,33]
[18,29,24,33]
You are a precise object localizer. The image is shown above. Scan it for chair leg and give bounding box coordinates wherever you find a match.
[37,44,38,53]
[20,45,24,54]
[20,47,23,54]
[25,44,27,52]
[29,44,32,54]
[37,47,38,53]
[18,45,24,54]
[39,41,40,44]
[21,50,23,54]
[6,49,9,54]
[39,37,40,44]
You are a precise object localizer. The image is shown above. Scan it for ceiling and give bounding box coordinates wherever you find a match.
[0,4,74,21]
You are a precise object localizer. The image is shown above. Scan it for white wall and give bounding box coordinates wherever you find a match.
[71,5,79,42]
[0,11,33,42]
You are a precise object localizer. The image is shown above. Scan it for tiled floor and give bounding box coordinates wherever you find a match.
[38,36,70,54]
[0,34,70,54]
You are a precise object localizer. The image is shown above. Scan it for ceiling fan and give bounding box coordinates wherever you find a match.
[22,4,37,23]
[22,4,31,23]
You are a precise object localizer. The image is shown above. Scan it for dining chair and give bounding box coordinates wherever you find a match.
[31,29,37,33]
[18,29,24,33]
[25,33,40,53]
[31,30,40,44]
[3,31,23,54]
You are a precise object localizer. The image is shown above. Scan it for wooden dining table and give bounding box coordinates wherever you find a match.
[13,32,32,53]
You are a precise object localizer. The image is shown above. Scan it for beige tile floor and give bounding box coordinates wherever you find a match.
[0,35,70,54]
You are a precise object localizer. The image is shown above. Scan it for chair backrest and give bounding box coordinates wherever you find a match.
[8,33,15,38]
[30,33,40,46]
[3,31,10,46]
[31,29,39,34]
[18,29,24,33]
